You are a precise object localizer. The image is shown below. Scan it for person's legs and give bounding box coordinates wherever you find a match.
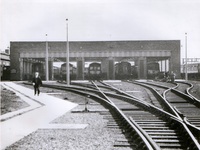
[37,87,40,96]
[34,86,37,95]
[34,86,40,96]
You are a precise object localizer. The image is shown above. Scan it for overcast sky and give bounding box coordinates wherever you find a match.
[1,0,200,60]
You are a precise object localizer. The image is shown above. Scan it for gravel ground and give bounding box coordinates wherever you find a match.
[1,85,30,115]
[147,80,176,88]
[189,81,200,100]
[145,80,200,100]
[7,81,200,150]
[108,80,200,101]
[6,111,117,150]
[5,83,133,150]
[107,81,150,101]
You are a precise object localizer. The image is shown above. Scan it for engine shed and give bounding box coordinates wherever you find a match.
[10,40,180,81]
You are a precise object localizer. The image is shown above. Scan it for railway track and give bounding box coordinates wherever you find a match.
[176,81,200,102]
[175,81,192,94]
[133,81,200,128]
[92,81,200,149]
[23,81,200,149]
[124,80,200,144]
[101,81,178,117]
[24,82,157,149]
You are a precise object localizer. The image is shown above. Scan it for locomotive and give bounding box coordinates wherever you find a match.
[53,66,61,80]
[147,62,160,79]
[1,65,10,80]
[181,62,200,80]
[115,61,160,80]
[131,65,138,79]
[60,63,76,80]
[88,62,102,80]
[115,62,132,80]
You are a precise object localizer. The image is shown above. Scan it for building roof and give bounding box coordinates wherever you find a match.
[0,52,10,61]
[10,40,180,53]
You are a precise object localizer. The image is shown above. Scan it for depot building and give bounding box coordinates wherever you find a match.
[10,40,180,80]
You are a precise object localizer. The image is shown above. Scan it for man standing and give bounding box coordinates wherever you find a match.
[170,71,176,83]
[32,72,42,96]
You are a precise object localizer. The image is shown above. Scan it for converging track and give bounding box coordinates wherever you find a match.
[23,80,200,150]
[92,81,200,149]
[124,80,200,145]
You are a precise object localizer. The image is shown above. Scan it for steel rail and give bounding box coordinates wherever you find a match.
[106,89,200,149]
[99,81,200,149]
[24,82,157,149]
[171,88,200,108]
[91,81,159,150]
[23,81,200,149]
[129,117,161,150]
[131,82,200,148]
[176,81,200,103]
[104,80,182,120]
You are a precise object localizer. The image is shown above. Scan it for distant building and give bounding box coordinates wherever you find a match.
[10,40,180,80]
[0,52,10,80]
[0,52,10,66]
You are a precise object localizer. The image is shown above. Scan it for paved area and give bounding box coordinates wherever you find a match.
[0,82,78,150]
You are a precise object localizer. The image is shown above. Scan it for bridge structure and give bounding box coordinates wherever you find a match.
[10,40,180,81]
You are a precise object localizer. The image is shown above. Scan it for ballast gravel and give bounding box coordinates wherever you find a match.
[5,104,131,150]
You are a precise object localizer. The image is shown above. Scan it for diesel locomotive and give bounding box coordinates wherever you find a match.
[88,62,102,80]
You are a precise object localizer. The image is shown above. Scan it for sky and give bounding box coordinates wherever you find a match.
[1,0,200,61]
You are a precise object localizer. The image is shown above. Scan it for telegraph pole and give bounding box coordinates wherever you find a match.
[185,33,188,81]
[45,34,49,81]
[66,19,70,85]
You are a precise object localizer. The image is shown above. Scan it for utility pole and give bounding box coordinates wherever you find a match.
[185,33,188,81]
[66,19,70,85]
[45,34,49,81]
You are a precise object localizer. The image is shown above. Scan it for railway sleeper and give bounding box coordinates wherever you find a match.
[174,125,200,149]
[151,135,181,139]
[186,121,200,125]
[104,112,142,148]
[157,143,184,148]
[135,120,166,123]
[145,129,176,133]
[172,104,197,108]
[136,121,167,123]
[123,112,155,116]
[179,112,200,115]
[183,117,200,122]
[141,126,170,130]
[189,123,200,127]
[120,108,142,111]
[137,121,168,125]
[167,100,188,103]
[154,139,183,143]
[138,124,168,127]
[148,132,178,136]
[184,110,200,115]
[128,115,158,118]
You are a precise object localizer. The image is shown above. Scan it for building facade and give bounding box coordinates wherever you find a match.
[10,40,180,80]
